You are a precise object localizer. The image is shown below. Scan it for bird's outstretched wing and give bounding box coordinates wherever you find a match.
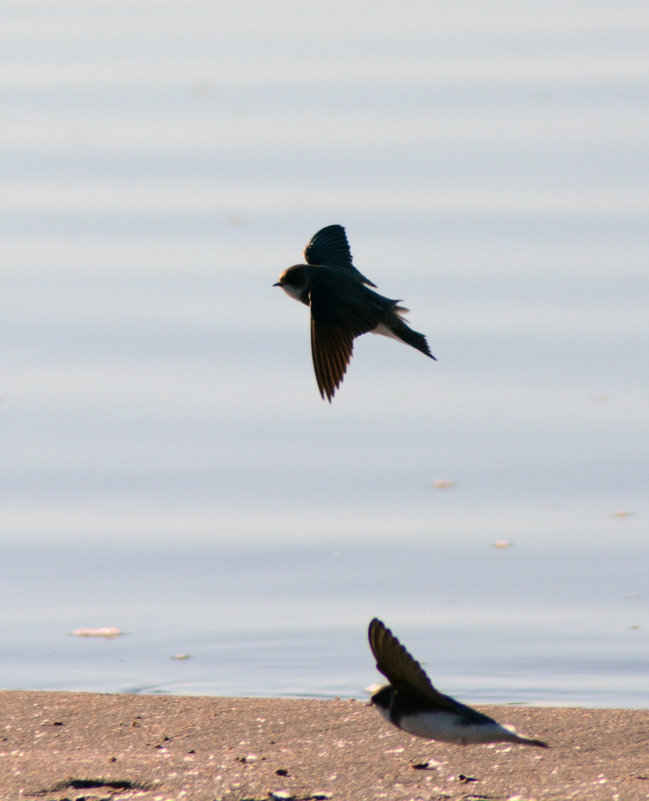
[368,618,462,714]
[309,282,377,402]
[304,225,377,287]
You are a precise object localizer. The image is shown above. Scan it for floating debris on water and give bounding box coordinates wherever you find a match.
[613,510,634,518]
[170,653,191,660]
[491,540,513,550]
[432,478,457,489]
[71,627,125,638]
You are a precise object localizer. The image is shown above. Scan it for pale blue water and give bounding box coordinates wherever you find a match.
[1,1,648,707]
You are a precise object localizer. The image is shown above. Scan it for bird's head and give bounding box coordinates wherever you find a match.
[369,684,393,713]
[274,264,310,302]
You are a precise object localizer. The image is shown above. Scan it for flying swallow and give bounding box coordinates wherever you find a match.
[274,225,435,401]
[368,618,548,748]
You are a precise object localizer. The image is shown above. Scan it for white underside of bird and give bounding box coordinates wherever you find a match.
[376,706,539,746]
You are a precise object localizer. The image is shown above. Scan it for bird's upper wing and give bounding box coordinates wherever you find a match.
[368,618,462,713]
[304,225,377,287]
[309,281,378,402]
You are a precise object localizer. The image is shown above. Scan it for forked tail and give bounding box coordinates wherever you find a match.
[392,316,436,360]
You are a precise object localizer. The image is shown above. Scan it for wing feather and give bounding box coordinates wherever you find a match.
[368,618,461,713]
[309,282,377,402]
[310,318,354,401]
[304,225,377,287]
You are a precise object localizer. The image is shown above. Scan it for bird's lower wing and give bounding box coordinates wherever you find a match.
[310,320,354,402]
[309,285,377,402]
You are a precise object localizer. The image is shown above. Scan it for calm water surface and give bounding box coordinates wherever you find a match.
[1,2,648,706]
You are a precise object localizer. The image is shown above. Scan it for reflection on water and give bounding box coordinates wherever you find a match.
[1,2,647,705]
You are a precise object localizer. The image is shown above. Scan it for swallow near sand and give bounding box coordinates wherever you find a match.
[368,618,548,748]
[274,225,435,401]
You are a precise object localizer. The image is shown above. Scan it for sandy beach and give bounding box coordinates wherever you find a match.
[1,691,647,800]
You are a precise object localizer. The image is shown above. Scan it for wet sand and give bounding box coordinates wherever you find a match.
[1,690,647,800]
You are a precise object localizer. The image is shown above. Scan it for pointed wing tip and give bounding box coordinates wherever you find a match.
[316,375,337,403]
[504,725,550,748]
[368,617,384,643]
[516,736,550,748]
[368,618,395,664]
[316,374,338,402]
[368,618,388,671]
[310,314,354,404]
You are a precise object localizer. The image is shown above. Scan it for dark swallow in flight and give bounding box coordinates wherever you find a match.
[368,618,548,748]
[274,225,435,402]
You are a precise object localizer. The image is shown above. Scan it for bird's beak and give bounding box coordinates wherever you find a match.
[273,282,281,287]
